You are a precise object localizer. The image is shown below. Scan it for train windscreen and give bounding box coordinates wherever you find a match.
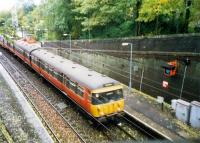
[92,89,123,105]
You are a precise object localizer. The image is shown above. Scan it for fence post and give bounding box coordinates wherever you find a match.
[180,65,187,99]
[139,60,145,92]
[180,58,190,99]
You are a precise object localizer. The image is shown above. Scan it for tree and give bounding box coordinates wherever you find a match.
[75,0,138,38]
[0,12,14,36]
[189,0,200,32]
[1,0,199,40]
[137,0,185,34]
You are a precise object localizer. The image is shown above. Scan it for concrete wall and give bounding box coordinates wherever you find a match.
[46,34,200,103]
[45,34,200,52]
[56,50,200,103]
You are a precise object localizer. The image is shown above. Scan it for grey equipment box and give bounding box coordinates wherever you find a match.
[175,99,191,124]
[189,101,200,128]
[171,99,177,110]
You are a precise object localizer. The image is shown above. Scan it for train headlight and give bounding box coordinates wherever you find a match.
[97,106,104,116]
[117,108,121,111]
[95,94,99,98]
[100,112,104,116]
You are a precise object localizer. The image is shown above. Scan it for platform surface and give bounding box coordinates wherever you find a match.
[0,63,53,143]
[124,87,200,141]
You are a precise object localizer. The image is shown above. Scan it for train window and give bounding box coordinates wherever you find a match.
[34,57,37,63]
[18,48,23,54]
[92,93,102,105]
[49,67,54,76]
[24,52,29,58]
[16,48,19,53]
[77,86,84,97]
[17,48,22,54]
[91,89,123,105]
[55,72,63,82]
[34,58,37,64]
[15,47,19,53]
[36,59,40,66]
[65,77,70,86]
[52,70,59,78]
[32,56,36,64]
[53,71,58,78]
[69,80,77,92]
[44,64,49,73]
[40,61,45,69]
[20,49,23,54]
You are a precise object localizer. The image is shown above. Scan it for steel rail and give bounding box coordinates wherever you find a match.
[0,55,62,143]
[0,55,86,143]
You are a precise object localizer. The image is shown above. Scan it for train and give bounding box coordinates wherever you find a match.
[0,35,124,120]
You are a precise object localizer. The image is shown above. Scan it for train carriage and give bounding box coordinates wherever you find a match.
[0,35,15,52]
[14,40,40,64]
[31,49,124,118]
[0,35,124,120]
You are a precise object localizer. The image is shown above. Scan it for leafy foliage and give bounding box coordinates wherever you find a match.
[0,0,199,39]
[189,0,200,32]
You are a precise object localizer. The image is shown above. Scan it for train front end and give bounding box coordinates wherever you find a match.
[90,84,124,120]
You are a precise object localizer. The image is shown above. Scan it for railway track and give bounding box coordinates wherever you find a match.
[0,48,167,142]
[0,49,113,142]
[0,54,84,143]
[98,114,166,142]
[120,113,166,140]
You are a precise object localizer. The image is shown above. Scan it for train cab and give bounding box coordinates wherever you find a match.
[90,84,124,119]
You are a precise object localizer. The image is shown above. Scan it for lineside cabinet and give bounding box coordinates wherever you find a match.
[189,101,200,128]
[175,99,190,124]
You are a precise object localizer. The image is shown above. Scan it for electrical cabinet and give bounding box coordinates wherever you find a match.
[189,101,200,128]
[175,99,190,124]
[171,99,177,110]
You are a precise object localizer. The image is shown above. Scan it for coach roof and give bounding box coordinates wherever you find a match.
[14,40,41,52]
[31,49,119,90]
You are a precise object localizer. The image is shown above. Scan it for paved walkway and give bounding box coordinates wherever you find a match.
[124,87,200,141]
[0,63,53,143]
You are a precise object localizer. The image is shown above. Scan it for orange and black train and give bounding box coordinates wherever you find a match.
[0,35,124,120]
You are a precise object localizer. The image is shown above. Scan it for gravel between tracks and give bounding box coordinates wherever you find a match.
[0,49,111,143]
[0,48,159,143]
[0,52,81,143]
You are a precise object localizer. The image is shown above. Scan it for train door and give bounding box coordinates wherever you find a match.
[63,75,70,96]
[84,90,91,113]
[37,59,42,73]
[23,50,26,62]
[29,54,32,67]
[13,45,15,53]
[75,84,83,107]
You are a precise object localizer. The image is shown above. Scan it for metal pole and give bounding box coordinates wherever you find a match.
[129,44,133,94]
[69,34,71,60]
[180,65,187,99]
[139,63,144,91]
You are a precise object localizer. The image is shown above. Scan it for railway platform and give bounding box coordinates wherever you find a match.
[0,63,53,143]
[124,86,200,141]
